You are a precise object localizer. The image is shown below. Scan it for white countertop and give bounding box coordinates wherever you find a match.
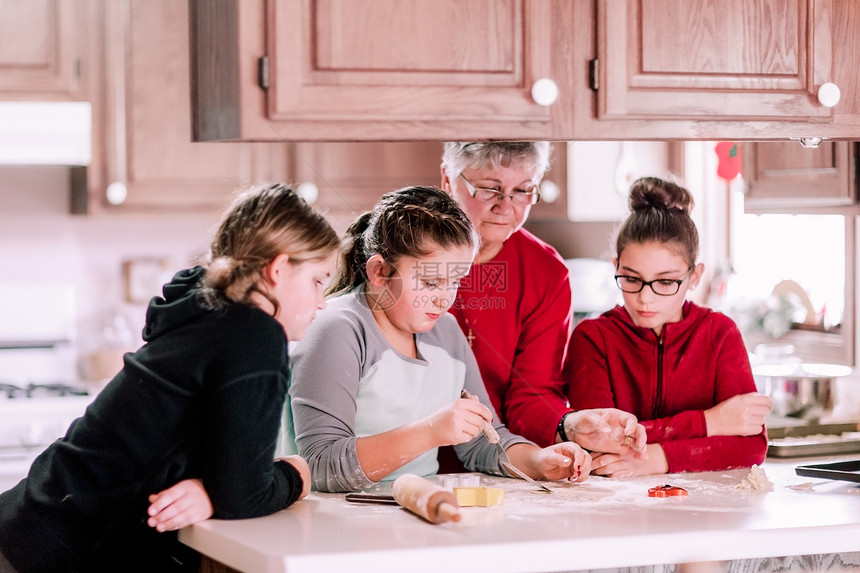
[179,458,860,573]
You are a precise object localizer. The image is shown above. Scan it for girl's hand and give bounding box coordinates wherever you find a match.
[704,392,773,437]
[537,442,592,482]
[590,443,668,478]
[507,442,592,483]
[563,408,648,456]
[279,455,312,500]
[424,397,492,447]
[147,478,213,532]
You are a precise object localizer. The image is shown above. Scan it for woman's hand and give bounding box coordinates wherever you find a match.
[147,478,213,532]
[590,443,668,478]
[424,397,492,447]
[704,392,773,437]
[563,408,647,456]
[279,455,312,500]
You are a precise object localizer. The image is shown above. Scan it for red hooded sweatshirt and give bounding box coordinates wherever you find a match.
[567,301,767,473]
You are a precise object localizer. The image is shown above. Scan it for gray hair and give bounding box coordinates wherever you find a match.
[441,142,552,181]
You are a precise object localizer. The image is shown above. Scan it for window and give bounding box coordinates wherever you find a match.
[725,212,854,365]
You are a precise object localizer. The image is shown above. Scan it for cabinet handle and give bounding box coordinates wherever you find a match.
[296,181,319,204]
[105,181,128,205]
[817,83,841,108]
[538,179,560,203]
[531,78,559,106]
[791,137,825,149]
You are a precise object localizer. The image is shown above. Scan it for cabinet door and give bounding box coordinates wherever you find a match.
[191,0,577,141]
[289,141,572,235]
[743,142,857,211]
[91,0,288,213]
[526,142,569,221]
[289,142,443,233]
[596,0,835,120]
[0,0,88,99]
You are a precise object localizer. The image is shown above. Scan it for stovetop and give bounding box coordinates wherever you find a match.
[0,379,95,420]
[0,381,96,452]
[0,382,89,400]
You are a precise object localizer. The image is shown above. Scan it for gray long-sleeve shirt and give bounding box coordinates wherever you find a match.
[287,289,531,492]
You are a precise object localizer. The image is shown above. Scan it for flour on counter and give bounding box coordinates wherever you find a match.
[786,482,817,491]
[735,465,773,491]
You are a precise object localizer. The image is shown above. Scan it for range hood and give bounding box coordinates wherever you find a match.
[0,102,91,166]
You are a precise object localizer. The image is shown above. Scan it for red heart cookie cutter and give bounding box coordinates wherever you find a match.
[648,484,688,498]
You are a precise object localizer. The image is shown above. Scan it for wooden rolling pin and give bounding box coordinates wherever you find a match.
[392,474,461,524]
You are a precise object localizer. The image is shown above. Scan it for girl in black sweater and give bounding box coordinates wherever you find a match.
[0,183,340,572]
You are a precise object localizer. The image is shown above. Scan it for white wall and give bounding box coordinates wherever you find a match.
[0,167,216,354]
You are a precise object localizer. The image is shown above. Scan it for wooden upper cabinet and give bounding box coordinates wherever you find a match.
[596,0,835,120]
[89,0,287,213]
[525,142,569,221]
[743,141,857,211]
[190,0,577,141]
[289,140,570,234]
[289,141,444,233]
[0,0,91,99]
[189,0,859,141]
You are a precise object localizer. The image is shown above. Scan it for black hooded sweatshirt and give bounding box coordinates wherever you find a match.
[0,267,303,572]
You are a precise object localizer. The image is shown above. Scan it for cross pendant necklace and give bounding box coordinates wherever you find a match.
[464,314,479,348]
[465,327,476,347]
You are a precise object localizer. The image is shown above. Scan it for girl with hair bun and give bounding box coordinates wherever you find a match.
[286,185,591,492]
[567,177,772,477]
[0,183,340,572]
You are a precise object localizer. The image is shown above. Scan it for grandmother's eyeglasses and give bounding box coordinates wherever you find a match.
[458,173,541,206]
[614,268,694,296]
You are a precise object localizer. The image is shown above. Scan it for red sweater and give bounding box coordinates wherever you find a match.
[566,301,767,473]
[450,228,572,446]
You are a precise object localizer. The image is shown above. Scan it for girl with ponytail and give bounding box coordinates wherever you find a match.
[0,183,340,572]
[287,186,591,492]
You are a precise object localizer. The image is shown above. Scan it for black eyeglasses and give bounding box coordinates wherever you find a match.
[458,173,541,206]
[614,268,693,296]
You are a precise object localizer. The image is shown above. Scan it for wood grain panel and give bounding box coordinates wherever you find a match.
[267,0,549,121]
[290,141,442,233]
[640,0,800,76]
[0,0,56,66]
[125,0,243,183]
[743,141,855,209]
[597,0,833,120]
[96,0,289,213]
[0,0,78,96]
[314,0,515,73]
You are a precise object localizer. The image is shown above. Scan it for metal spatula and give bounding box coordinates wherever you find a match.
[461,390,553,493]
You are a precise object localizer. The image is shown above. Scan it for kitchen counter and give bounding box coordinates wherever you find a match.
[179,458,860,573]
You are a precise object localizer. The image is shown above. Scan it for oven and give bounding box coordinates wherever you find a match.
[0,284,97,491]
[0,384,95,491]
[0,392,96,490]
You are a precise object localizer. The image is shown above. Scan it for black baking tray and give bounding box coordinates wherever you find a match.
[767,422,860,458]
[795,460,860,483]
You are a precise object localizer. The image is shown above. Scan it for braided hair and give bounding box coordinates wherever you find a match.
[330,186,478,295]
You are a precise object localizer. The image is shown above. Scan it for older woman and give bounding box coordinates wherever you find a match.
[440,142,646,460]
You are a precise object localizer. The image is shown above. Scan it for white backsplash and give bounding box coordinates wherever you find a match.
[0,167,215,380]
